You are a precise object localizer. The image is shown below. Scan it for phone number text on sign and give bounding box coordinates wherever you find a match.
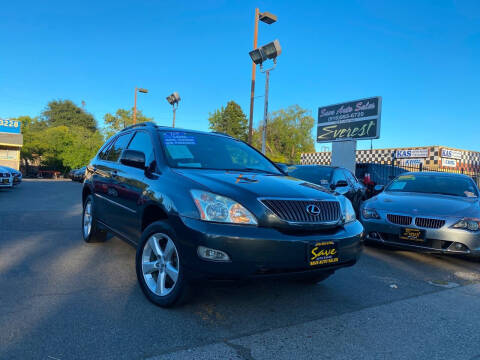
[0,119,21,133]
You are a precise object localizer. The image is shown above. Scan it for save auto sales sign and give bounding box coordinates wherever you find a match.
[317,97,381,142]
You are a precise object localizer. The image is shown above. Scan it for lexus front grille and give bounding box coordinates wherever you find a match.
[261,199,341,223]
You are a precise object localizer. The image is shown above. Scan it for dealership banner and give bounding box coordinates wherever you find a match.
[399,159,425,166]
[395,149,429,159]
[0,119,21,134]
[442,158,457,168]
[317,97,381,142]
[441,149,462,160]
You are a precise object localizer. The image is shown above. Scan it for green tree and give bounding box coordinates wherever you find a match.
[103,108,153,138]
[208,101,248,141]
[42,100,97,132]
[252,105,315,163]
[61,127,104,169]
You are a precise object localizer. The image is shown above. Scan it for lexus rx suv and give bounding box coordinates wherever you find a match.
[82,123,363,307]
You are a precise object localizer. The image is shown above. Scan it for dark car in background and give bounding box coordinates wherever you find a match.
[70,166,86,182]
[361,172,480,258]
[82,123,364,307]
[287,165,366,213]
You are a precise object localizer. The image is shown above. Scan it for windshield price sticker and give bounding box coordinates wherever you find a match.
[163,132,196,145]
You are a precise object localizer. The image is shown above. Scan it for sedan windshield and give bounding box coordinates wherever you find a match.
[288,166,333,186]
[159,131,281,174]
[386,174,478,198]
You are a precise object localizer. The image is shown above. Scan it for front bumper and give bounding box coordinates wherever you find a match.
[0,179,13,187]
[175,217,364,280]
[362,216,480,257]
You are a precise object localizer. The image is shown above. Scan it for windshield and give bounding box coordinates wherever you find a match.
[159,131,281,174]
[288,166,333,186]
[386,174,478,198]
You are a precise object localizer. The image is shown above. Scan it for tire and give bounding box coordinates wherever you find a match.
[135,221,190,307]
[82,194,107,243]
[298,271,333,284]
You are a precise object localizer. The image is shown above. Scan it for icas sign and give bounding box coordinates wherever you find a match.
[317,96,381,142]
[441,149,462,160]
[395,149,429,159]
[0,119,21,134]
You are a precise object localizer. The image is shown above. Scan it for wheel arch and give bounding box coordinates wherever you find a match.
[141,203,169,231]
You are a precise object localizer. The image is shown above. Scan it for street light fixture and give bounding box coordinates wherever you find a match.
[248,8,278,145]
[133,87,148,125]
[166,92,181,128]
[249,39,282,155]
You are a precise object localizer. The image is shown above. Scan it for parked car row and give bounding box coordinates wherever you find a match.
[283,164,480,259]
[0,165,22,188]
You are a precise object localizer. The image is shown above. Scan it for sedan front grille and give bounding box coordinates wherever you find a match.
[415,217,445,229]
[261,199,341,223]
[387,214,412,226]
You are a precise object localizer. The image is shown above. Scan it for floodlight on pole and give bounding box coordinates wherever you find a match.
[133,87,148,125]
[248,8,278,145]
[166,92,181,128]
[249,39,282,155]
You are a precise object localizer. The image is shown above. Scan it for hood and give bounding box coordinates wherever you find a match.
[172,169,336,201]
[366,191,480,217]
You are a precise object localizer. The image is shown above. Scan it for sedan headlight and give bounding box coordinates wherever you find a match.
[452,218,480,232]
[191,190,257,225]
[339,196,356,224]
[362,208,380,219]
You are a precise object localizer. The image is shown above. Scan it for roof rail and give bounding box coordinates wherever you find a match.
[121,121,157,132]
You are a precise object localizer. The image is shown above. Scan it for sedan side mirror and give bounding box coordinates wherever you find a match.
[374,184,385,192]
[120,149,146,170]
[275,163,289,175]
[330,180,348,190]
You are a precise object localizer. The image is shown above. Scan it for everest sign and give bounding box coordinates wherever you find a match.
[317,97,381,143]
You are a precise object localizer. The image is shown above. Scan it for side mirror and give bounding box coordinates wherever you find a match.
[330,180,348,190]
[120,149,146,169]
[275,163,289,175]
[374,184,384,192]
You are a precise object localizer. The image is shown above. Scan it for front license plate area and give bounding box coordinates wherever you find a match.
[309,241,339,267]
[399,228,425,242]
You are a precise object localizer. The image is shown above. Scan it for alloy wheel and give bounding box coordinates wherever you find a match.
[83,200,92,239]
[141,233,180,297]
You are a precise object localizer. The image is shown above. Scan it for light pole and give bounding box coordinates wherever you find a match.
[133,87,148,125]
[248,9,277,145]
[166,92,181,127]
[249,39,282,154]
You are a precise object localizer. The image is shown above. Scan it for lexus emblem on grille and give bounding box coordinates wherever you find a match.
[306,204,321,216]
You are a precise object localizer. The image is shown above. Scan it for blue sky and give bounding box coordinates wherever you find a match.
[1,0,479,151]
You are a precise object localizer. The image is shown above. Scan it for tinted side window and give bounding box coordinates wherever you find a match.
[127,131,154,165]
[98,139,115,160]
[344,170,357,185]
[106,133,133,162]
[332,169,347,184]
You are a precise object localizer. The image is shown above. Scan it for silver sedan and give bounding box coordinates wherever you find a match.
[361,172,480,258]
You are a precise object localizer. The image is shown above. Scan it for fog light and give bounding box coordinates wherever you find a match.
[448,242,469,253]
[197,246,230,262]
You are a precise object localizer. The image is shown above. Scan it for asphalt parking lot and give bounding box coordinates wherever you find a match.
[1,180,480,360]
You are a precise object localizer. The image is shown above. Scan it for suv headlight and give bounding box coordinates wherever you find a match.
[362,208,380,219]
[339,196,356,224]
[452,218,480,232]
[191,190,257,225]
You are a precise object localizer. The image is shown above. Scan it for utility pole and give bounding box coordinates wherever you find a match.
[248,8,259,145]
[261,70,270,154]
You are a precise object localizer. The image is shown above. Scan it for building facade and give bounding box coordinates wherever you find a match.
[0,119,23,170]
[301,145,480,172]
